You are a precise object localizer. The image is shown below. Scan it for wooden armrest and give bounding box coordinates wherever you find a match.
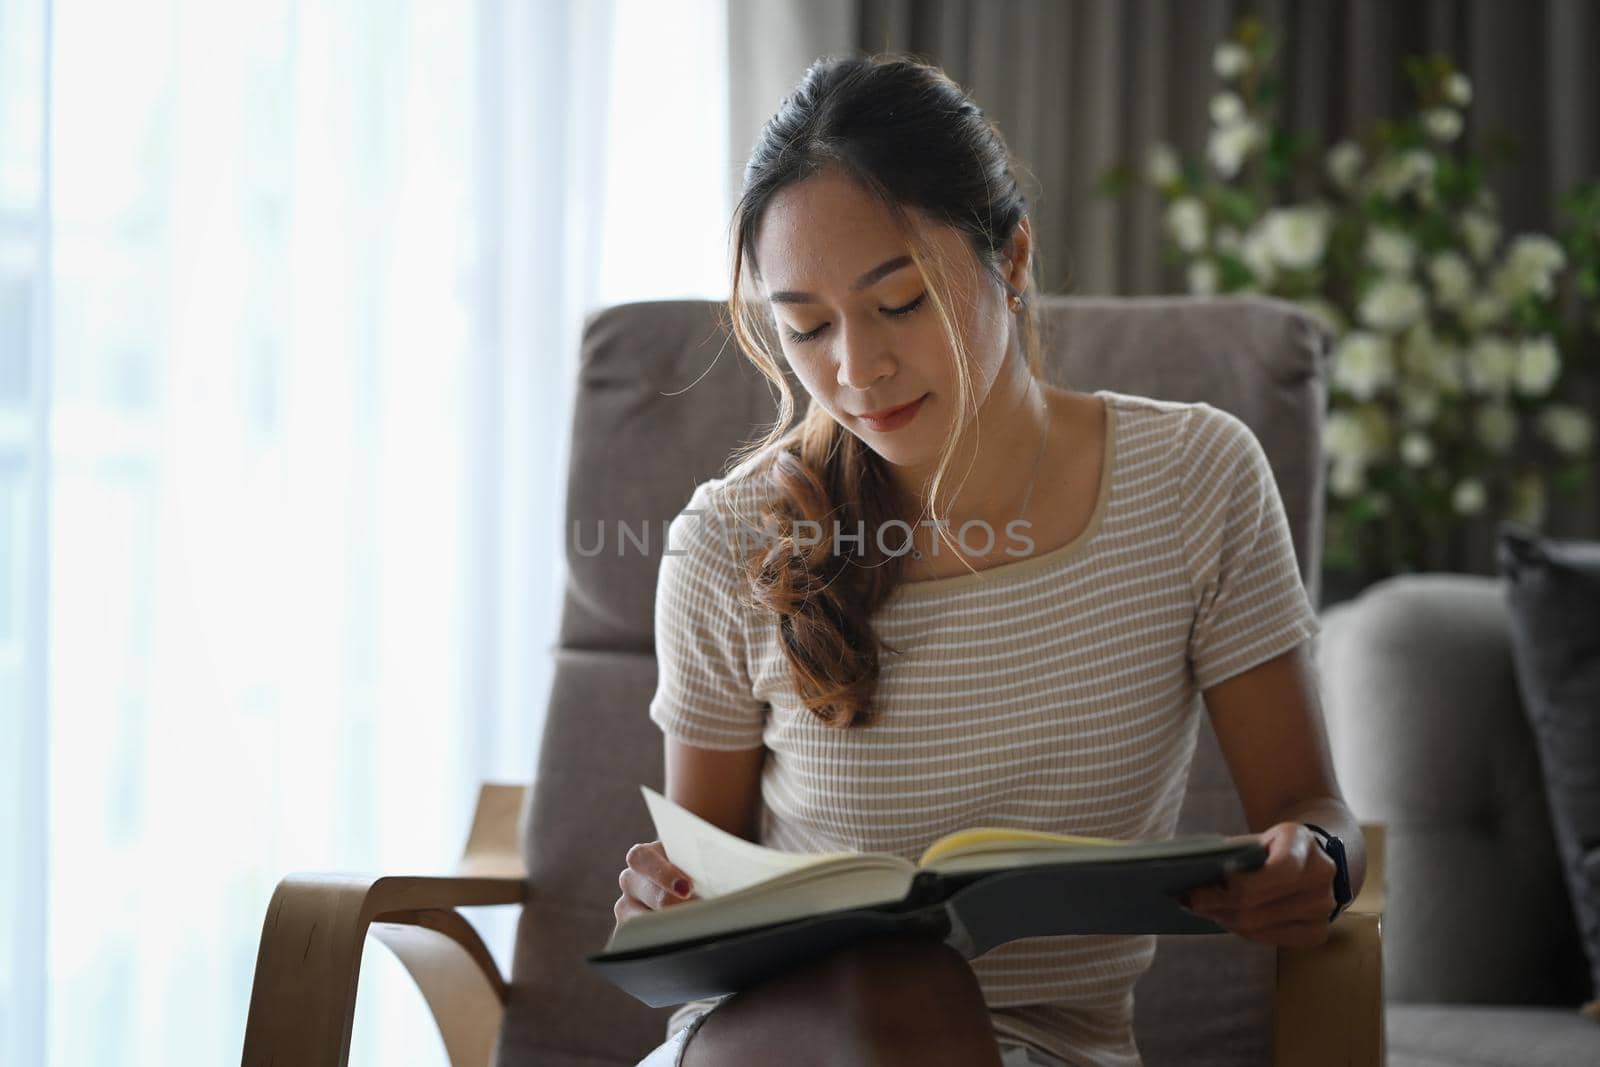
[241,783,529,1067]
[1347,823,1385,917]
[1272,820,1386,1067]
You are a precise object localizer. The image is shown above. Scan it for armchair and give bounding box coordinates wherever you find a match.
[243,294,1385,1066]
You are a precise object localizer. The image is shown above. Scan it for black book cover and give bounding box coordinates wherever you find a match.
[587,841,1266,1008]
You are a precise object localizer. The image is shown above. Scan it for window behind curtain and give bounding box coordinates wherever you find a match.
[0,0,730,1064]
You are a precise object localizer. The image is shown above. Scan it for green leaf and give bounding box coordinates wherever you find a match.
[1554,462,1590,495]
[1217,254,1255,290]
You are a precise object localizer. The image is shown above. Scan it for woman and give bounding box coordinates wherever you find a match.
[615,53,1365,1067]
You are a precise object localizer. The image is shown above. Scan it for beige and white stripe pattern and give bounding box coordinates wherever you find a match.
[646,389,1320,1066]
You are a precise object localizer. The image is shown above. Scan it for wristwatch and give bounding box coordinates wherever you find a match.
[1302,822,1353,923]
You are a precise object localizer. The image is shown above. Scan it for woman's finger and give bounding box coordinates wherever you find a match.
[626,842,695,902]
[621,865,697,911]
[1227,886,1336,933]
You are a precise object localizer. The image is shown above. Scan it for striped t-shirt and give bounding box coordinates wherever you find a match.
[647,388,1321,1066]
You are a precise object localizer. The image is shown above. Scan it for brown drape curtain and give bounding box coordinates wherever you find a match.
[730,0,1598,298]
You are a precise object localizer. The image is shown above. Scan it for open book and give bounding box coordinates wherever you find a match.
[586,786,1267,1007]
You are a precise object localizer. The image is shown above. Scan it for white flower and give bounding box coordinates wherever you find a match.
[1147,142,1180,186]
[1210,92,1246,127]
[1465,336,1517,397]
[1324,410,1378,499]
[1460,210,1500,263]
[1231,226,1271,285]
[1369,149,1436,203]
[1207,119,1260,178]
[1326,140,1363,191]
[1398,321,1442,378]
[1166,197,1208,253]
[1445,72,1472,107]
[1461,287,1509,331]
[1214,42,1249,79]
[1490,234,1567,303]
[1324,411,1362,459]
[1329,459,1366,498]
[1514,234,1566,283]
[1397,382,1441,425]
[1398,323,1466,399]
[1421,108,1463,143]
[1452,478,1487,515]
[1324,409,1374,462]
[1358,277,1426,332]
[1425,339,1466,394]
[1474,404,1518,453]
[1187,259,1219,296]
[1427,251,1473,308]
[1536,406,1594,457]
[1400,431,1434,467]
[1514,336,1561,397]
[1509,470,1547,528]
[1331,331,1396,401]
[1365,227,1417,276]
[1262,205,1331,271]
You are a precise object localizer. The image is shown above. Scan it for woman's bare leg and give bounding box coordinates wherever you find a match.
[680,932,1004,1067]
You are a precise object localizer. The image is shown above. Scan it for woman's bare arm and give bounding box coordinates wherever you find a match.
[665,737,766,842]
[1186,643,1367,947]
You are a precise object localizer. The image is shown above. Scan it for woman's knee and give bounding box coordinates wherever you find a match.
[682,932,1000,1066]
[834,934,998,1060]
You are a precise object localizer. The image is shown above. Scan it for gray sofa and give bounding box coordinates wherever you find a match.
[1318,573,1600,1066]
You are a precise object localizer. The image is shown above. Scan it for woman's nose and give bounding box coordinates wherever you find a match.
[835,325,895,391]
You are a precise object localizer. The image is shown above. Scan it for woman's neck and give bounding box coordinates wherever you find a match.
[890,369,1054,537]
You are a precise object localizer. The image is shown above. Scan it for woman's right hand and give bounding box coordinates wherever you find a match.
[613,840,697,932]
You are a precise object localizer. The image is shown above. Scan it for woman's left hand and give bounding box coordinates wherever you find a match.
[1178,822,1339,949]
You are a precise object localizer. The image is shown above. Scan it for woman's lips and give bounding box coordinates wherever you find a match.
[858,393,928,432]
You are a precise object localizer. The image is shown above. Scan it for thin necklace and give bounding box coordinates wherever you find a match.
[912,389,1051,576]
[1015,390,1051,523]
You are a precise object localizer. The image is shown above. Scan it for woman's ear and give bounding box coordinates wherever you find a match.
[1006,217,1033,296]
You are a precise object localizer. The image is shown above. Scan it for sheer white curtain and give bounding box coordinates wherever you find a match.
[0,1,730,1064]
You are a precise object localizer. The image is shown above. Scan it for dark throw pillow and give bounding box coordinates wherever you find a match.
[1497,522,1600,1020]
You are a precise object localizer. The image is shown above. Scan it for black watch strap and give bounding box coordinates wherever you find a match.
[1303,822,1353,922]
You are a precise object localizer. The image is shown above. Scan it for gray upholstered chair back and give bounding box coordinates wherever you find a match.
[493,294,1330,1067]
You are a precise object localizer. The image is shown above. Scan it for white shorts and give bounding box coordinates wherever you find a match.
[633,1004,1072,1066]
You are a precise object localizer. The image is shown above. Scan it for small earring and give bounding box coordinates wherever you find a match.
[1008,294,1021,311]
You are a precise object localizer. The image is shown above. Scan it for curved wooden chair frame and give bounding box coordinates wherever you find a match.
[241,784,1385,1067]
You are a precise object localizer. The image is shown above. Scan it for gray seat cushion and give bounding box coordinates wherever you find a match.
[1388,1004,1600,1067]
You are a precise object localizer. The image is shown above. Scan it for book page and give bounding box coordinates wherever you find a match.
[918,827,1123,868]
[641,785,859,899]
[919,826,1243,873]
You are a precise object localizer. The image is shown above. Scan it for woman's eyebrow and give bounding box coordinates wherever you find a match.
[768,254,913,305]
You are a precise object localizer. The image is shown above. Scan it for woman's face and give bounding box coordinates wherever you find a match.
[751,169,1025,475]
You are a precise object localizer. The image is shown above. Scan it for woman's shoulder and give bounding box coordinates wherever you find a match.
[666,466,782,575]
[1096,388,1254,474]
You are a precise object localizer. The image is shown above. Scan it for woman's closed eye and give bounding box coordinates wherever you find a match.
[784,292,926,345]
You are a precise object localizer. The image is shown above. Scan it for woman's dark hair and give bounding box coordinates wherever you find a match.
[719,53,1043,731]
